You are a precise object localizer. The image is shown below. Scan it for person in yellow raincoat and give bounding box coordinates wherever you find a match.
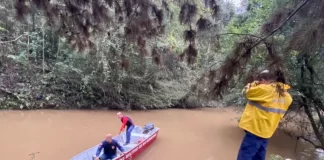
[237,69,293,160]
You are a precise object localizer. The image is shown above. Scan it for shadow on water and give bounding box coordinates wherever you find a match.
[0,108,317,160]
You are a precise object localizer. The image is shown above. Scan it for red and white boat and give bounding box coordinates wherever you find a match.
[71,123,159,160]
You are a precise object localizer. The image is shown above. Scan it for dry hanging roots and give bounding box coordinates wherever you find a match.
[209,37,256,98]
[152,47,162,65]
[261,8,288,35]
[196,17,212,31]
[180,44,198,65]
[204,0,220,18]
[14,0,170,53]
[184,29,196,42]
[179,2,197,25]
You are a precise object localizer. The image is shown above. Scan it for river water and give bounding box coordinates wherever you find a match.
[0,108,315,160]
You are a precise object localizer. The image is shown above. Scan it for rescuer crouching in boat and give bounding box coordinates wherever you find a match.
[117,112,135,146]
[236,69,293,160]
[94,134,125,160]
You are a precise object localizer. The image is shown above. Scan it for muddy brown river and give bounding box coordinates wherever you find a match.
[0,108,315,160]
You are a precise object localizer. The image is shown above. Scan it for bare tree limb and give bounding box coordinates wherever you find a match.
[217,33,262,39]
[282,129,321,148]
[0,33,27,44]
[198,32,263,39]
[303,97,324,149]
[299,136,321,148]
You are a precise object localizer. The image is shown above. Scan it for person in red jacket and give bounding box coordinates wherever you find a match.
[117,112,135,145]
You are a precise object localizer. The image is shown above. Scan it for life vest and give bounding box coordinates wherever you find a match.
[239,82,293,138]
[121,116,134,128]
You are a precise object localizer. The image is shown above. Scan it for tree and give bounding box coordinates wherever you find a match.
[208,0,324,149]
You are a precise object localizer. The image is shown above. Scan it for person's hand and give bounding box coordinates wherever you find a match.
[118,152,124,156]
[94,156,99,160]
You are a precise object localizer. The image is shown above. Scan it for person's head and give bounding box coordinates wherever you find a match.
[257,69,274,84]
[105,134,113,143]
[117,112,123,119]
[257,69,287,96]
[257,69,286,84]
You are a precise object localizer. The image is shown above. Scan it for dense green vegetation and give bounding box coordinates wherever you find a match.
[0,0,230,110]
[1,0,324,153]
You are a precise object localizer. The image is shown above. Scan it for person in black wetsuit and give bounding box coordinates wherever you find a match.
[94,134,125,160]
[117,112,135,145]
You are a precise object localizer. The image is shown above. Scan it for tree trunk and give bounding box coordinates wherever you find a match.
[42,29,45,74]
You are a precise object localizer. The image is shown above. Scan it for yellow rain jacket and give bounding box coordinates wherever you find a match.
[238,81,293,139]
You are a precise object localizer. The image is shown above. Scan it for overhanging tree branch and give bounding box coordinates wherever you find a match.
[203,0,311,51]
[250,0,311,49]
[200,0,310,77]
[197,32,263,39]
[0,33,27,44]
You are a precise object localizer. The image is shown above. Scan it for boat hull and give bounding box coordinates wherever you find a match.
[116,129,159,160]
[70,124,159,160]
